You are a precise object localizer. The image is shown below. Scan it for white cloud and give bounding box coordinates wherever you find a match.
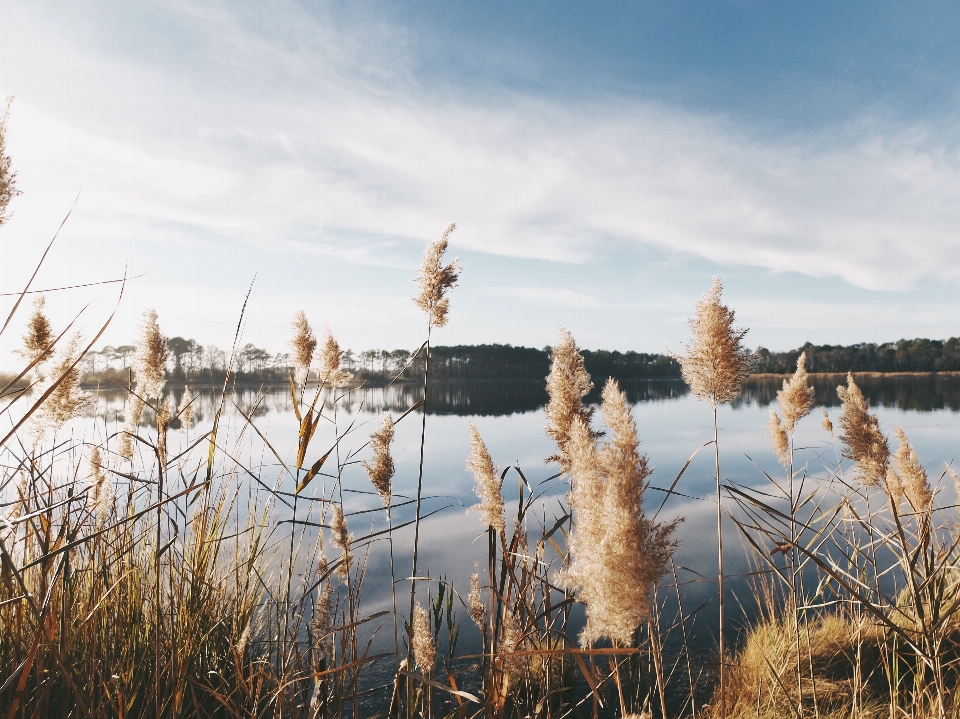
[490,286,601,308]
[3,0,960,356]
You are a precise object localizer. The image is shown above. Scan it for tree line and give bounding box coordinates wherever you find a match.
[78,336,960,387]
[753,338,960,374]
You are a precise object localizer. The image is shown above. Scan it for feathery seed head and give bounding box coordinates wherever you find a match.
[156,399,171,467]
[133,309,167,400]
[499,612,525,677]
[0,96,21,227]
[557,381,678,646]
[822,408,834,436]
[466,424,505,532]
[363,413,395,507]
[88,447,113,530]
[413,223,461,328]
[18,295,53,369]
[29,333,91,440]
[468,567,485,628]
[331,505,352,578]
[837,373,889,487]
[310,553,334,654]
[544,327,595,473]
[119,394,145,461]
[177,387,194,431]
[777,352,815,431]
[318,327,351,388]
[769,411,790,466]
[948,464,960,503]
[412,602,436,675]
[885,466,904,507]
[679,277,755,407]
[289,310,316,387]
[892,426,931,512]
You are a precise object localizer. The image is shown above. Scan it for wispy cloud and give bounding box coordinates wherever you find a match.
[490,287,601,308]
[3,2,960,357]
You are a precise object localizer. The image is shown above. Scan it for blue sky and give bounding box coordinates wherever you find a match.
[2,1,960,364]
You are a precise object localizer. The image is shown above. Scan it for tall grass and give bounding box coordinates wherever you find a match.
[4,118,960,716]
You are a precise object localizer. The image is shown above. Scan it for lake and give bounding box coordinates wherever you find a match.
[50,373,960,707]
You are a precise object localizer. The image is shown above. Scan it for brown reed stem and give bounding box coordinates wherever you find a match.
[714,403,726,719]
[408,326,431,662]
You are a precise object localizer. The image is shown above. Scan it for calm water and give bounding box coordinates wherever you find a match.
[28,374,960,704]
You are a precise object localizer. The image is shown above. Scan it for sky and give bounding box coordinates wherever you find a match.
[2,1,960,365]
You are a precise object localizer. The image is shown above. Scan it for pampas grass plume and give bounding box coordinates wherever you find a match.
[413,223,461,328]
[466,424,505,532]
[559,380,677,646]
[769,411,790,466]
[177,387,194,431]
[17,295,53,369]
[363,413,395,507]
[331,505,352,579]
[777,352,815,431]
[133,309,168,400]
[88,446,113,530]
[837,373,889,487]
[544,327,595,474]
[289,310,316,387]
[318,327,351,388]
[119,394,144,461]
[468,567,485,628]
[30,333,90,439]
[679,277,755,406]
[412,602,436,675]
[892,426,931,512]
[822,408,834,436]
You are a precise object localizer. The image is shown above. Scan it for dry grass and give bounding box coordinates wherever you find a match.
[5,104,960,717]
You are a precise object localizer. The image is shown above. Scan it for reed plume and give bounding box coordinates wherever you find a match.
[119,394,144,461]
[290,310,317,387]
[318,327,351,387]
[777,352,815,431]
[331,505,352,579]
[499,612,525,677]
[558,380,677,646]
[468,568,485,628]
[891,426,931,512]
[16,295,53,369]
[822,408,834,436]
[466,424,505,533]
[0,96,20,226]
[88,446,113,530]
[412,602,436,675]
[678,277,753,719]
[412,223,461,328]
[679,278,755,407]
[363,413,395,507]
[133,309,168,401]
[310,553,334,648]
[177,387,194,431]
[837,373,889,487]
[156,399,171,467]
[544,327,595,473]
[769,411,790,466]
[29,333,90,439]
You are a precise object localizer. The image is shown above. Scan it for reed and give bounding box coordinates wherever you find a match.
[7,109,960,718]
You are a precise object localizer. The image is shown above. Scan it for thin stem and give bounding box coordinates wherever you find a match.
[714,402,725,719]
[408,326,431,658]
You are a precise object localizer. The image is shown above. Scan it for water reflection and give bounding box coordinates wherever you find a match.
[81,375,960,424]
[736,374,960,412]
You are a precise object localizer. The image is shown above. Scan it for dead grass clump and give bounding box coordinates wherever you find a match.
[709,613,887,719]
